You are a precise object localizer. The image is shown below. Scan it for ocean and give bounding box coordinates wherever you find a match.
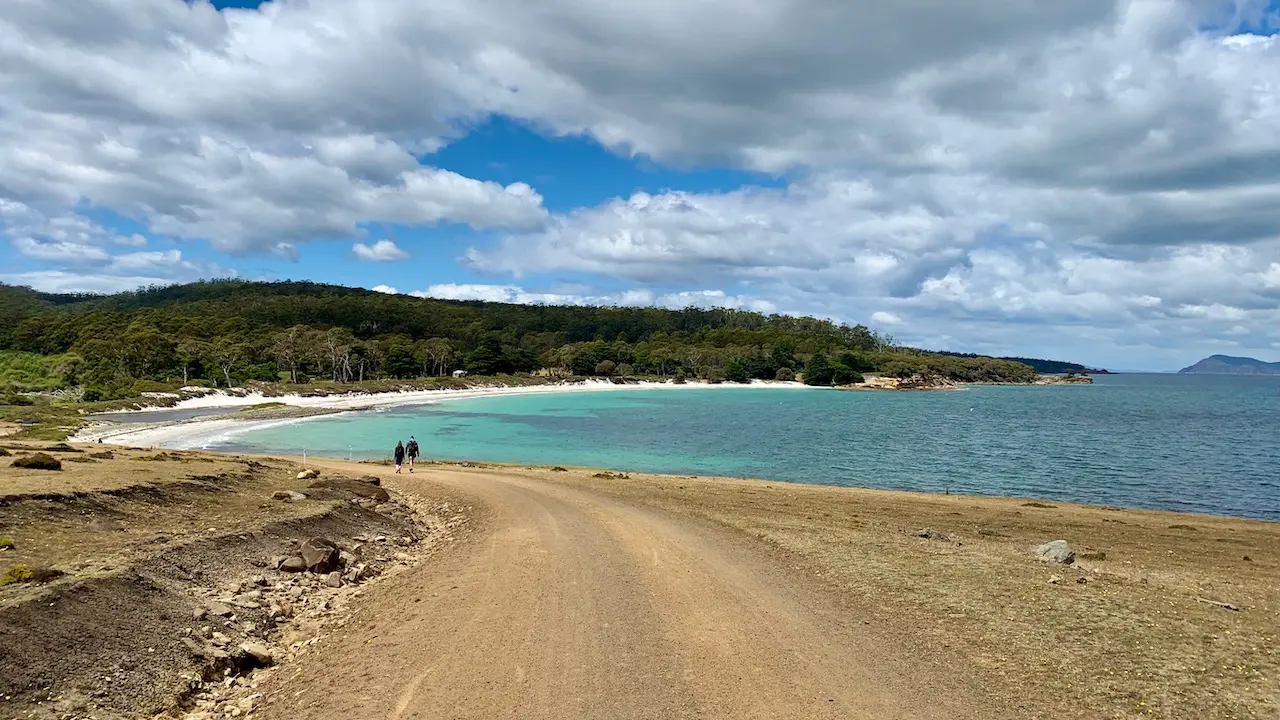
[216,374,1280,520]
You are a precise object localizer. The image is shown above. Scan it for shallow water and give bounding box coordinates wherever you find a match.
[217,374,1280,520]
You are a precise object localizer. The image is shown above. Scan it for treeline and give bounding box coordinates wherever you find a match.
[932,351,1106,375]
[0,280,1040,398]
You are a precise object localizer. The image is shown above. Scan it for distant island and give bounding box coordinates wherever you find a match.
[1178,355,1280,375]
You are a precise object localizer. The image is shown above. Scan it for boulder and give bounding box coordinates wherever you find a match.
[238,643,275,667]
[1034,540,1076,565]
[338,550,359,567]
[357,475,382,486]
[296,468,320,480]
[278,556,308,573]
[324,571,343,588]
[205,601,234,617]
[308,477,391,503]
[271,490,308,502]
[300,537,340,573]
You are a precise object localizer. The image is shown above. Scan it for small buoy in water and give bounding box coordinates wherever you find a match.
[969,408,974,411]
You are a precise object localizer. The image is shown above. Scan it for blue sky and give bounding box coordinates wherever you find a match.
[2,0,1280,371]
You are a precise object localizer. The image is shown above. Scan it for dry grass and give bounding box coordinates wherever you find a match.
[521,466,1279,720]
[0,442,326,594]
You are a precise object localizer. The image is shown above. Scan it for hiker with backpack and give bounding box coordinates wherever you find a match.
[406,436,420,473]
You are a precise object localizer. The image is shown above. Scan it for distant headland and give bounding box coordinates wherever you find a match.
[1178,355,1280,375]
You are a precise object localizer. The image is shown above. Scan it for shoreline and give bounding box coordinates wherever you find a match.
[70,378,816,448]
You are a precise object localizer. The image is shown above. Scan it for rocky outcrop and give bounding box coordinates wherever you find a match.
[308,477,391,503]
[1032,375,1094,385]
[836,375,959,391]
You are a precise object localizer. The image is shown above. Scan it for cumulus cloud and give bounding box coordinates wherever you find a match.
[3,0,1280,367]
[419,283,776,312]
[353,239,410,262]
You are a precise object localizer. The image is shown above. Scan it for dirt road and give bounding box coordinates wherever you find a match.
[259,463,987,719]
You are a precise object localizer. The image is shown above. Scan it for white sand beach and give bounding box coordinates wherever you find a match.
[71,379,814,449]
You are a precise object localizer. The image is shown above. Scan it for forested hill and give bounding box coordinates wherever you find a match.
[1,280,1073,397]
[933,351,1109,375]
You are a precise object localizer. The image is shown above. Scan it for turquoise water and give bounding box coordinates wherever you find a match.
[217,375,1280,520]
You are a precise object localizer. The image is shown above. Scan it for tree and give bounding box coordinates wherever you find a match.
[775,367,796,382]
[177,339,212,385]
[832,364,863,385]
[384,342,420,379]
[803,352,835,386]
[271,325,310,383]
[724,357,751,383]
[594,360,616,376]
[323,328,356,382]
[418,338,456,376]
[211,338,246,387]
[616,363,635,378]
[465,337,504,376]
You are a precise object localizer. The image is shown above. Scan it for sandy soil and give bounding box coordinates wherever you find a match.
[4,446,1276,719]
[248,460,1279,720]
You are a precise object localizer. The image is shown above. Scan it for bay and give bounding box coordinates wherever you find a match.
[217,374,1280,520]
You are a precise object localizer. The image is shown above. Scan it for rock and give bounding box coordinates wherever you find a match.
[210,632,230,646]
[251,575,267,586]
[300,537,340,573]
[296,469,320,480]
[324,571,343,588]
[913,528,950,541]
[1034,540,1076,565]
[1077,576,1089,584]
[193,607,209,621]
[206,601,234,617]
[271,490,308,502]
[1048,575,1063,585]
[278,556,307,573]
[308,477,391,503]
[339,550,358,567]
[357,475,382,486]
[238,643,275,667]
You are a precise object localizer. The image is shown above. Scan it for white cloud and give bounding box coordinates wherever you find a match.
[353,239,410,262]
[3,1,1280,368]
[371,285,400,295]
[422,283,776,312]
[871,311,903,326]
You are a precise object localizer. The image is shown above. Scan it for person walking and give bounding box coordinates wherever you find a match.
[406,435,420,473]
[393,440,406,473]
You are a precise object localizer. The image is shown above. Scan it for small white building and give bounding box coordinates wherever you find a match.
[452,369,468,378]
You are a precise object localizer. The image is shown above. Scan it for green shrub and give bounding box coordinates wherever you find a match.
[2,394,34,406]
[832,365,864,385]
[11,453,62,470]
[774,367,796,382]
[41,443,81,453]
[130,379,174,394]
[673,368,687,384]
[0,565,63,585]
[0,537,14,550]
[2,565,33,585]
[81,386,108,403]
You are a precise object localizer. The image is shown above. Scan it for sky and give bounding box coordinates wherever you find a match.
[1,1,1279,371]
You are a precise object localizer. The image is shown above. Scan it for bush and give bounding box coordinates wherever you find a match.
[0,564,63,586]
[81,386,108,403]
[774,367,796,382]
[0,448,9,457]
[832,365,864,386]
[2,394,34,406]
[594,360,616,376]
[11,453,62,471]
[1,565,32,585]
[130,379,174,394]
[673,368,687,384]
[0,537,14,550]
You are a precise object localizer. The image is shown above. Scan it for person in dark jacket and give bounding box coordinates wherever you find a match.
[406,436,420,473]
[393,440,405,473]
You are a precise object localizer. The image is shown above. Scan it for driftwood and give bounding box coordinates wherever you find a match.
[1196,597,1240,612]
